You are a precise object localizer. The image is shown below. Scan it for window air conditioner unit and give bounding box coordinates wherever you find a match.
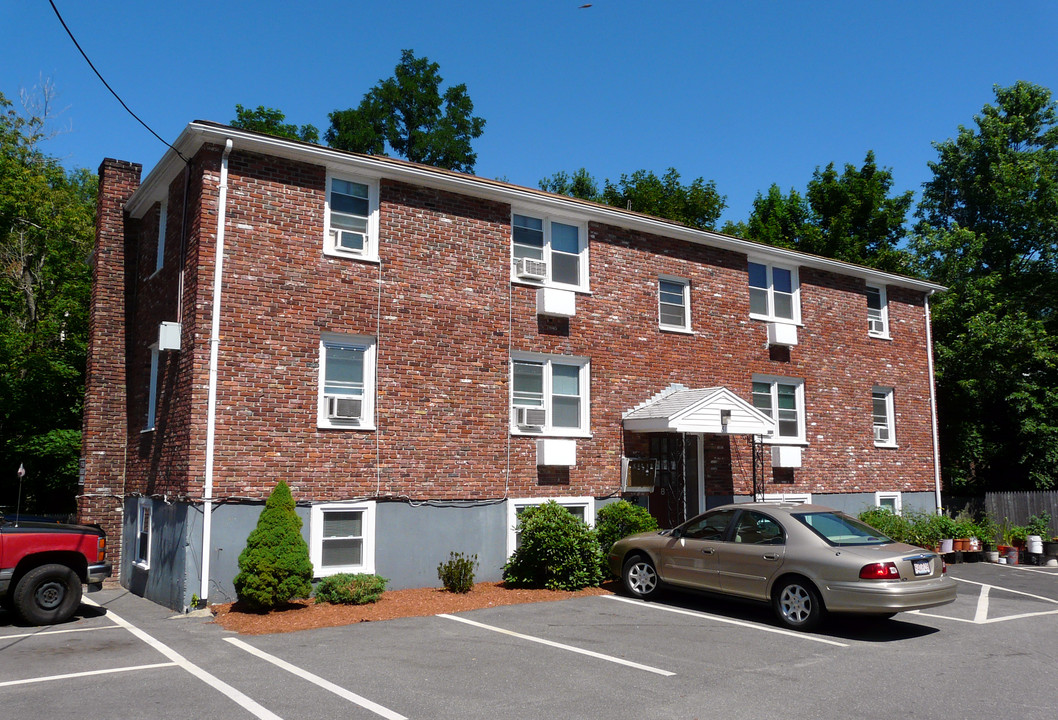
[873,426,889,443]
[868,318,886,335]
[326,396,362,422]
[621,457,657,493]
[515,407,546,428]
[515,258,548,281]
[767,322,798,347]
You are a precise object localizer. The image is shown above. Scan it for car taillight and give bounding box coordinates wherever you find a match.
[97,536,106,563]
[859,562,900,579]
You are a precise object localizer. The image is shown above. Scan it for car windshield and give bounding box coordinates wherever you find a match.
[793,512,892,547]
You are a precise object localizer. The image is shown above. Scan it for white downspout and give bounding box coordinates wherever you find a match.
[924,290,943,514]
[201,138,233,603]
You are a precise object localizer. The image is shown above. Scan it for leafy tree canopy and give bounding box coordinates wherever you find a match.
[0,88,96,513]
[540,167,726,230]
[325,49,486,173]
[230,104,319,143]
[912,81,1058,493]
[726,152,914,273]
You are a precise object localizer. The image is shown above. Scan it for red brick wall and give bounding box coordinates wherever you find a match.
[79,158,141,574]
[115,149,937,507]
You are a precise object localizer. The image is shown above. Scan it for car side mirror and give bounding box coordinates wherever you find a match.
[669,528,682,540]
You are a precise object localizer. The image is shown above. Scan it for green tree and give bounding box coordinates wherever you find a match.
[731,152,913,273]
[538,168,600,201]
[913,81,1058,492]
[602,168,726,230]
[0,89,96,514]
[325,49,486,173]
[230,104,319,143]
[233,480,314,610]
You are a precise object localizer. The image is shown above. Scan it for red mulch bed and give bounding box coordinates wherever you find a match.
[211,581,617,635]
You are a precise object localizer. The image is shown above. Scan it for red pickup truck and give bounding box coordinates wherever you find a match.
[0,517,113,624]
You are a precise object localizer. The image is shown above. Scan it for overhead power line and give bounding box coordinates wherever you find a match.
[48,0,188,163]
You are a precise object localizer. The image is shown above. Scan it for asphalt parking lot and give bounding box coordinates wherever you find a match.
[2,562,1056,720]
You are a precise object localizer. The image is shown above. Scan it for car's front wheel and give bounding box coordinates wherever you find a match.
[13,564,83,625]
[622,555,660,600]
[772,578,824,631]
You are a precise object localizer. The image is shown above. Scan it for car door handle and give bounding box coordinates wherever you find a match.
[701,547,715,555]
[762,553,779,560]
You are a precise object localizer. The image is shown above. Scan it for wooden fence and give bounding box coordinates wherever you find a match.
[985,491,1058,529]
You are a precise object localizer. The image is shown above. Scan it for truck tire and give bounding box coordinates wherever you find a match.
[13,564,83,625]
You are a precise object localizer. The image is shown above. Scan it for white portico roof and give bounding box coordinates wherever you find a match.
[622,384,776,436]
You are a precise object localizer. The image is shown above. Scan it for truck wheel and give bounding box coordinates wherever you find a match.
[13,564,83,625]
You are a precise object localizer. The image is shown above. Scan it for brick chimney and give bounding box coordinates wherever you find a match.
[79,158,141,578]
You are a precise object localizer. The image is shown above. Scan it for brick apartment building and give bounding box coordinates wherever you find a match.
[80,121,945,610]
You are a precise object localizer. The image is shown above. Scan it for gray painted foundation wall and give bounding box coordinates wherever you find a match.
[125,491,938,611]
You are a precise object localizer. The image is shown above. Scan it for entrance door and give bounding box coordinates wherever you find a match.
[647,434,704,528]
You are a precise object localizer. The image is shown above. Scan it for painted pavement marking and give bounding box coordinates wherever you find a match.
[909,577,1058,624]
[0,662,176,687]
[437,611,677,676]
[224,637,407,720]
[0,624,122,641]
[604,595,849,647]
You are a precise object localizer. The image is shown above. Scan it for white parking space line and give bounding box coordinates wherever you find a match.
[0,662,176,688]
[437,612,677,676]
[909,577,1058,624]
[603,595,849,647]
[0,625,122,641]
[223,637,407,720]
[82,598,283,720]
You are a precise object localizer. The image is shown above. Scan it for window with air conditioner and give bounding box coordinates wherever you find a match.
[748,260,799,323]
[866,285,890,338]
[511,212,588,291]
[872,386,896,447]
[310,502,376,576]
[751,375,805,444]
[324,173,379,261]
[510,353,590,436]
[318,333,376,429]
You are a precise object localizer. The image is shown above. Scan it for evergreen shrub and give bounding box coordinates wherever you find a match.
[233,480,314,610]
[502,500,603,591]
[595,500,659,577]
[314,573,388,605]
[437,552,477,593]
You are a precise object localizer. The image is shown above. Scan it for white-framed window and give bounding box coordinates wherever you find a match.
[310,501,376,577]
[874,491,902,515]
[866,285,889,338]
[324,172,379,261]
[511,211,588,291]
[506,496,595,557]
[757,492,812,504]
[752,375,806,443]
[872,386,896,446]
[318,333,376,430]
[134,499,151,569]
[658,276,691,332]
[748,260,799,323]
[153,201,167,275]
[510,352,590,436]
[144,344,159,431]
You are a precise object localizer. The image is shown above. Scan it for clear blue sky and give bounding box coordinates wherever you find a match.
[4,1,1057,225]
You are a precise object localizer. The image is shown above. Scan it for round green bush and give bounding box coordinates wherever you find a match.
[502,500,603,591]
[595,500,658,577]
[314,573,387,605]
[233,480,314,610]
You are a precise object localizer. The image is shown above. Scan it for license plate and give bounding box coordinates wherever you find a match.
[913,559,931,576]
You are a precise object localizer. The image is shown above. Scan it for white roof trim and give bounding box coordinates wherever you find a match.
[123,121,945,294]
[622,384,776,436]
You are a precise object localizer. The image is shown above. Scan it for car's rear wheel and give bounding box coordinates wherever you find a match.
[622,555,660,600]
[13,564,83,625]
[773,578,824,631]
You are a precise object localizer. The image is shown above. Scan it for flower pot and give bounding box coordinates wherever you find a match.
[984,550,1000,563]
[1043,541,1058,558]
[1006,547,1019,565]
[954,538,970,552]
[939,538,954,554]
